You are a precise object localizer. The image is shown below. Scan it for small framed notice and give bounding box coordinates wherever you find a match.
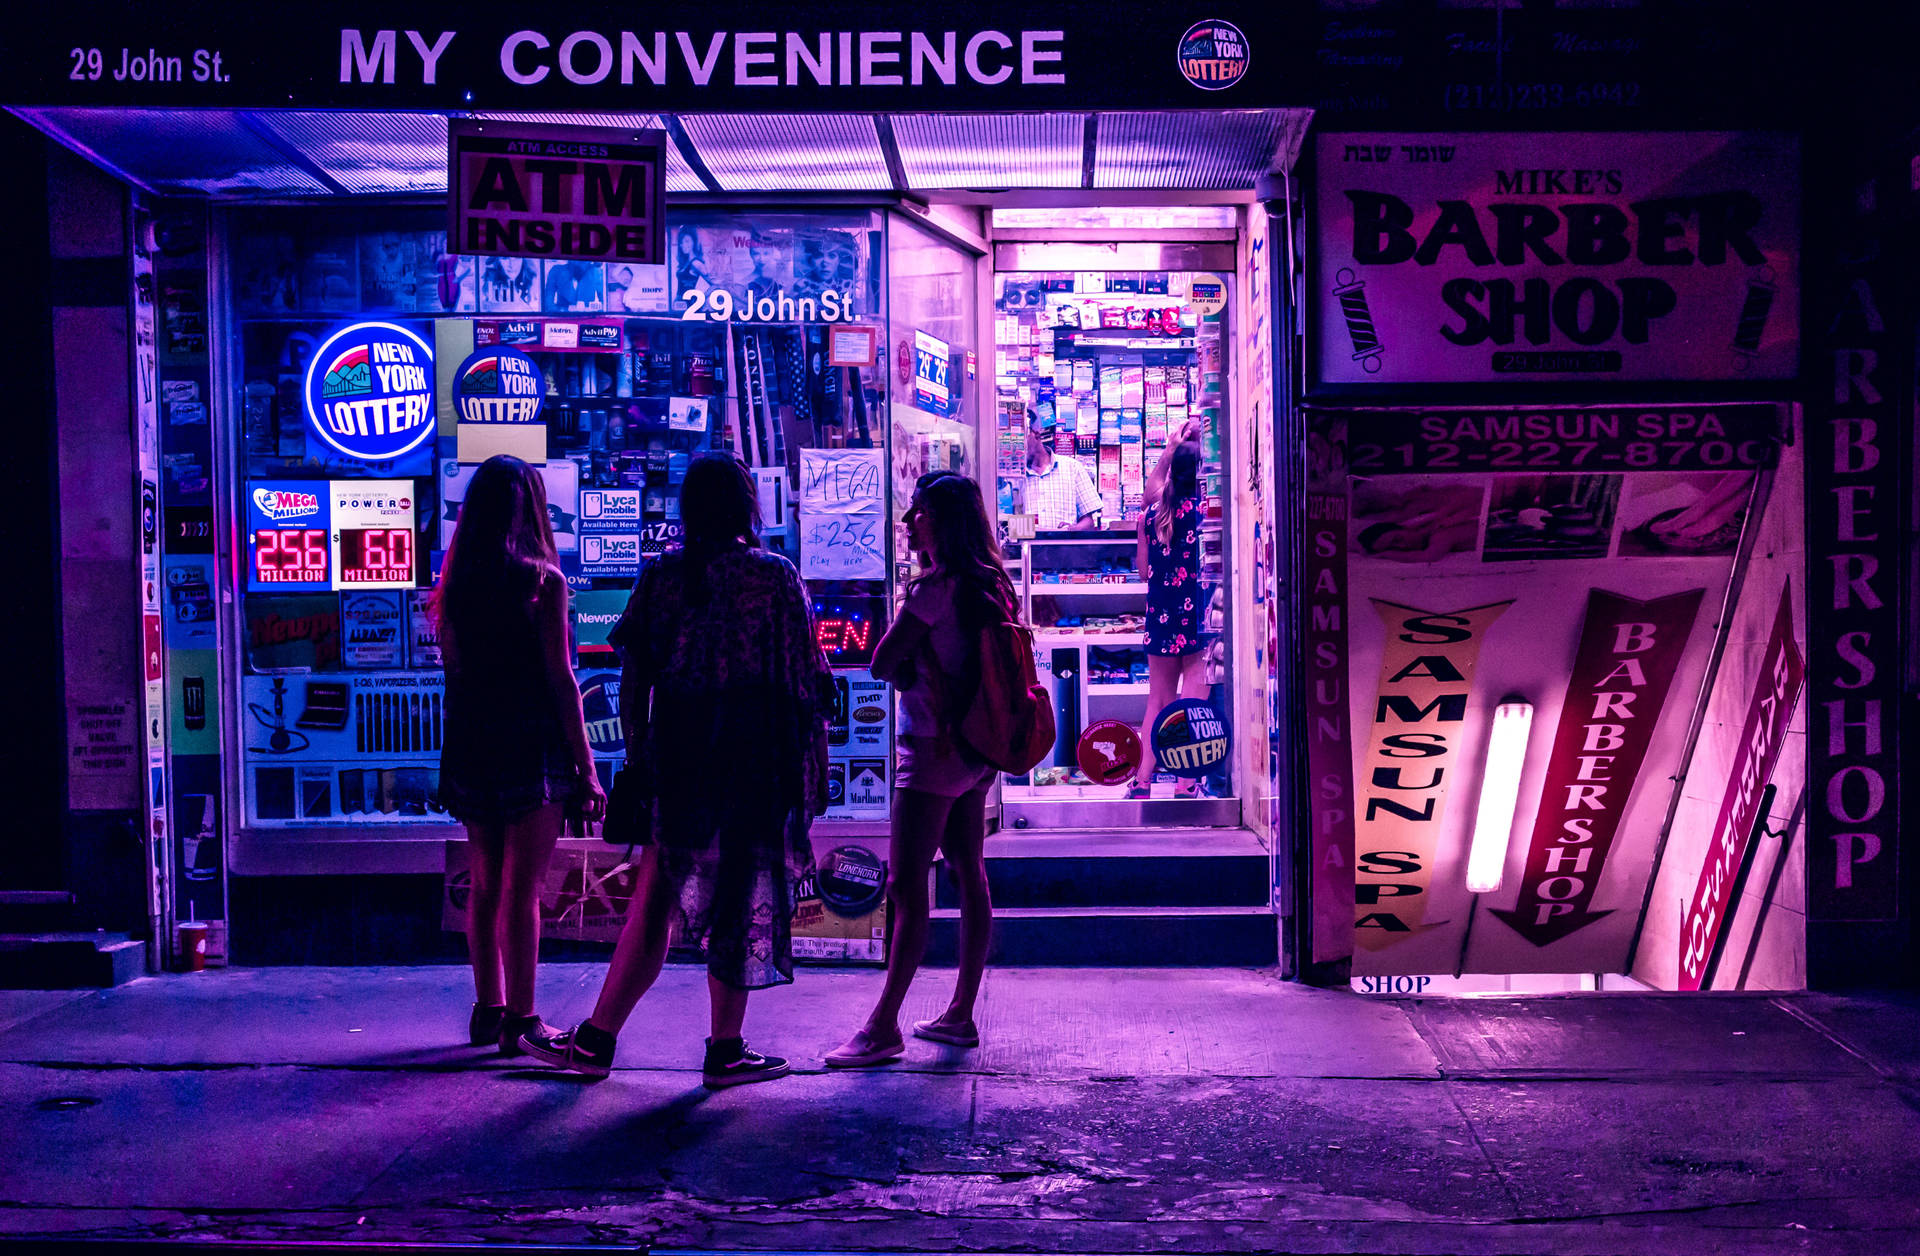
[828,324,879,367]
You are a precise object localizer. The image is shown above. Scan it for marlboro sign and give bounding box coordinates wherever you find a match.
[1491,589,1703,947]
[1677,585,1804,989]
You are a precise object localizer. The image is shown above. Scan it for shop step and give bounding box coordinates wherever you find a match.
[0,890,80,933]
[0,932,147,990]
[925,905,1278,967]
[934,827,1270,910]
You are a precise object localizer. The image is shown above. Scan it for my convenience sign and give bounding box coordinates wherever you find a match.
[449,119,665,264]
[1311,131,1799,388]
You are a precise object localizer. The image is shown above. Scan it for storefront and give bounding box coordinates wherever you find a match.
[15,3,1907,989]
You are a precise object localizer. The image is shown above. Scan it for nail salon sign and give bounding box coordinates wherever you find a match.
[1310,131,1800,388]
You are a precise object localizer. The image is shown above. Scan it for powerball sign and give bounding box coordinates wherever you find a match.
[304,322,436,462]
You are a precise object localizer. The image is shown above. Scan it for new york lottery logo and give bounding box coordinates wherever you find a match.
[252,488,321,521]
[304,322,436,462]
[454,348,544,425]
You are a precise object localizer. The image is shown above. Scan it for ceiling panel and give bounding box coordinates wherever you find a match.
[476,111,706,191]
[891,113,1086,189]
[250,111,447,194]
[1094,110,1293,189]
[679,113,890,191]
[15,107,332,196]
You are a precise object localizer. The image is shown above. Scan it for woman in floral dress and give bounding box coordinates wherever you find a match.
[525,455,833,1088]
[1133,427,1210,797]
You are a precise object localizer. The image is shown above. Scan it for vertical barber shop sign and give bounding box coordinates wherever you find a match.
[1806,173,1901,926]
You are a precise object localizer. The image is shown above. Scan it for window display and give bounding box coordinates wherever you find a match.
[224,206,925,832]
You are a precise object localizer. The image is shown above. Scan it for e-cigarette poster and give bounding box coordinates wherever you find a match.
[1312,131,1799,386]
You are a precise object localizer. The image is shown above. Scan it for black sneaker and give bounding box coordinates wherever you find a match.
[523,1021,616,1079]
[468,1003,508,1047]
[702,1037,790,1089]
[498,1012,557,1058]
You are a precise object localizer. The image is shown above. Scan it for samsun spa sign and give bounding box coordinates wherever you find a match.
[1310,132,1800,390]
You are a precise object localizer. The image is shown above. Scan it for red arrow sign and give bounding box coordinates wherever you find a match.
[1677,584,1804,989]
[1491,588,1704,947]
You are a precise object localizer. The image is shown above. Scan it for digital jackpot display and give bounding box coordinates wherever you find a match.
[246,479,420,592]
[331,480,420,590]
[247,481,332,592]
[812,594,885,667]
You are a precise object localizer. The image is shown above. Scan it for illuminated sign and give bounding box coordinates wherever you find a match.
[331,480,420,590]
[246,480,333,592]
[812,595,884,666]
[1149,698,1230,779]
[304,322,436,462]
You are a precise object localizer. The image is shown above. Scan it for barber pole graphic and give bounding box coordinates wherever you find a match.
[1677,585,1803,989]
[1491,589,1704,946]
[1353,600,1511,950]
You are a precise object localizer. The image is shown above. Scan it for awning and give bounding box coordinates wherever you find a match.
[10,107,1311,199]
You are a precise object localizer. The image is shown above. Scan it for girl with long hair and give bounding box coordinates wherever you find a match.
[828,472,1014,1068]
[434,455,607,1054]
[525,455,834,1088]
[1132,422,1210,796]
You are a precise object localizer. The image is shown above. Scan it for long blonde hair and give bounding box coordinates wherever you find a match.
[1154,441,1202,547]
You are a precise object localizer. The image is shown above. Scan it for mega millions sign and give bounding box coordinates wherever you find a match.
[304,322,437,461]
[1311,131,1799,388]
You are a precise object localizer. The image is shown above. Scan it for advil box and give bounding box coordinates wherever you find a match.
[792,835,888,963]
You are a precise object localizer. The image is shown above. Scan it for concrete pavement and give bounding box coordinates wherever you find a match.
[1,964,1916,1254]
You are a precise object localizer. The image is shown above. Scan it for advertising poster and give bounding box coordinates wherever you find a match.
[1312,131,1800,386]
[541,458,581,554]
[408,590,443,669]
[162,556,217,648]
[448,120,666,266]
[793,835,888,962]
[244,594,343,672]
[453,346,546,464]
[478,257,542,312]
[168,649,218,756]
[798,447,885,580]
[913,329,954,416]
[331,480,421,591]
[342,590,408,668]
[242,672,450,824]
[607,262,670,313]
[543,261,606,313]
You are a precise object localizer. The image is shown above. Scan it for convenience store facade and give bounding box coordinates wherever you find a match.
[10,2,1912,992]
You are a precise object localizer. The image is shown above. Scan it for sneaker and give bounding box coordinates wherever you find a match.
[468,1003,508,1047]
[702,1037,791,1089]
[523,1021,616,1079]
[498,1012,558,1058]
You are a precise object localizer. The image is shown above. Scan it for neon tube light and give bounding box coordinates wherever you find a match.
[1466,700,1534,895]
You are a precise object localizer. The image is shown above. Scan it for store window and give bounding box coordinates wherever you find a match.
[223,205,906,832]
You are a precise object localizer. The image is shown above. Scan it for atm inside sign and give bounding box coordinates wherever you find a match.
[449,119,665,264]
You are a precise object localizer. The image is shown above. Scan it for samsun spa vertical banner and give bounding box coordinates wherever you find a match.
[1310,132,1799,388]
[1353,600,1511,949]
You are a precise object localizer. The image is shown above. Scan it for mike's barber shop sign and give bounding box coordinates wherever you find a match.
[1311,131,1799,388]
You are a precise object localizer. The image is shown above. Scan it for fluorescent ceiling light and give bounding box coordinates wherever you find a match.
[1466,700,1533,895]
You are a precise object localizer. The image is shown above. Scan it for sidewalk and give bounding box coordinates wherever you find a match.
[3,965,1917,1255]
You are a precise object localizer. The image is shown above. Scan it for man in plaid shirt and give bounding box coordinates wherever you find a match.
[1023,408,1100,531]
